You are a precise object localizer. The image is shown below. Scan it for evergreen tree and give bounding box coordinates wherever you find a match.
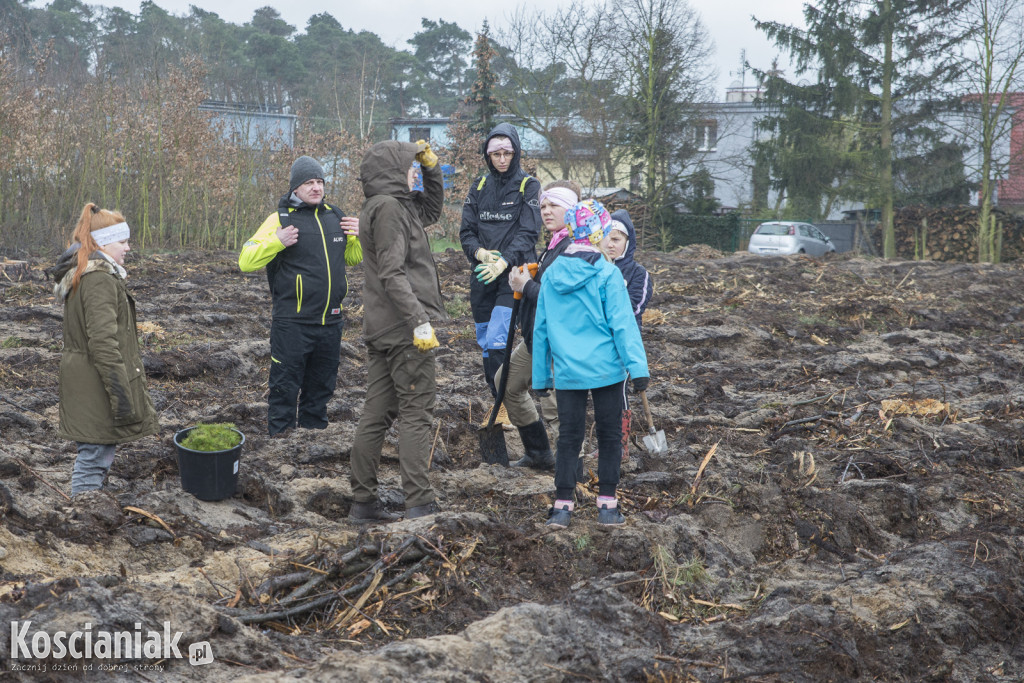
[408,18,472,116]
[755,0,971,256]
[682,166,720,215]
[466,21,499,136]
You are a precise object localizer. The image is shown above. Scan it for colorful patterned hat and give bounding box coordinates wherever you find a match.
[565,199,612,246]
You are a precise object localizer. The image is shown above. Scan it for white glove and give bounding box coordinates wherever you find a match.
[475,248,500,264]
[413,322,439,352]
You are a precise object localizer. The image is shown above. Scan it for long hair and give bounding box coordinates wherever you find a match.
[70,203,125,292]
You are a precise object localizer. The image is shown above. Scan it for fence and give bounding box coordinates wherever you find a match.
[644,215,865,254]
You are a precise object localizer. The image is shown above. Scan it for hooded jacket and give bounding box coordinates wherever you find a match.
[239,194,363,326]
[516,236,572,353]
[610,209,654,330]
[52,246,159,444]
[459,122,542,269]
[532,246,649,391]
[358,140,447,342]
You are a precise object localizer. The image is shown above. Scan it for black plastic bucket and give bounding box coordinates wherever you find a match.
[173,427,243,501]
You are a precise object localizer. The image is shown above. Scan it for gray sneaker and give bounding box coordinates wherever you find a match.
[546,503,573,529]
[597,503,625,526]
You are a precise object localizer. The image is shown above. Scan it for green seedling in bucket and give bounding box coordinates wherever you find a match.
[179,422,242,452]
[174,423,244,501]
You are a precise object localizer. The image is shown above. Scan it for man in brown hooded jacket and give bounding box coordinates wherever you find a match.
[348,140,447,523]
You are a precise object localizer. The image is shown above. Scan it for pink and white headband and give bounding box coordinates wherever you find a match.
[486,137,514,154]
[92,222,130,246]
[539,187,578,211]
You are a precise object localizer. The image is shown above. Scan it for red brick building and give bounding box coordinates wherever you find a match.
[997,94,1024,209]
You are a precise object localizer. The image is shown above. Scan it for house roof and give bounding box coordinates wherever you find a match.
[585,187,638,201]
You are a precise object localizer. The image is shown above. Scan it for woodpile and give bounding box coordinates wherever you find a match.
[888,206,1024,262]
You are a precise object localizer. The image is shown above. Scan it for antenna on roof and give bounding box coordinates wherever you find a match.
[729,49,748,90]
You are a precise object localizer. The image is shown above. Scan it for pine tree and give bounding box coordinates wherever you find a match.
[466,21,498,136]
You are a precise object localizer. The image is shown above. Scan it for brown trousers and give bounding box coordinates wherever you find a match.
[349,328,436,508]
[493,340,560,441]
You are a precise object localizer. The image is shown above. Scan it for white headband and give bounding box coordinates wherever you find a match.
[92,222,130,246]
[539,187,578,211]
[608,220,628,235]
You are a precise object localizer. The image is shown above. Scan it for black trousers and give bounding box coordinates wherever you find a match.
[470,276,515,396]
[268,318,342,435]
[554,381,625,500]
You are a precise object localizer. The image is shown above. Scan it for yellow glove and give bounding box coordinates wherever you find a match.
[413,322,439,352]
[474,257,508,284]
[475,248,500,264]
[414,140,439,169]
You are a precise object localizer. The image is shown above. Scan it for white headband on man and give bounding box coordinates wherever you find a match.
[539,187,578,211]
[92,222,130,246]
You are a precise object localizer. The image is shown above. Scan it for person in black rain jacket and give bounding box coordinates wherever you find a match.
[459,122,542,407]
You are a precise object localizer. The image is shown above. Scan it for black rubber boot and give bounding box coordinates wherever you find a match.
[512,420,555,470]
[483,349,505,398]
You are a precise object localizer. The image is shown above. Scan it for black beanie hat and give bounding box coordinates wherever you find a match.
[289,156,325,192]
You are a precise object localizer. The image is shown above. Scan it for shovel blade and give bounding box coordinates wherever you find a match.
[478,424,510,467]
[643,429,668,455]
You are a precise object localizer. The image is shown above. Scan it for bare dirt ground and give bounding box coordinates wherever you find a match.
[0,246,1022,682]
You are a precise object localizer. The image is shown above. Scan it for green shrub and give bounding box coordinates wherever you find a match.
[179,422,242,451]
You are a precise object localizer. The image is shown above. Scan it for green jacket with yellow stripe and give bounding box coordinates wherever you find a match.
[239,194,363,325]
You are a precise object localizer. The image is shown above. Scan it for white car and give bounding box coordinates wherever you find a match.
[747,221,836,256]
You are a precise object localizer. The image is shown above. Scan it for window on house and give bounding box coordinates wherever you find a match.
[409,127,431,143]
[694,121,718,152]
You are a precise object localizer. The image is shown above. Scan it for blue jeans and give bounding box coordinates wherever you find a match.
[72,442,116,495]
[554,381,625,500]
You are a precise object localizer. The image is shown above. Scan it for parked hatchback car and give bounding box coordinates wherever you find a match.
[747,221,836,256]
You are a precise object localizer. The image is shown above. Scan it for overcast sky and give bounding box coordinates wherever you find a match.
[69,0,807,97]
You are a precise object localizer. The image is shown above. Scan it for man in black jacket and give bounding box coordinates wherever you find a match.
[459,123,542,406]
[239,156,362,435]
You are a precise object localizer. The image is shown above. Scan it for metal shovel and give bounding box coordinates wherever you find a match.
[639,390,668,455]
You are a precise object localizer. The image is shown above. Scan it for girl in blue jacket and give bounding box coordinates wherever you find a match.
[532,200,649,528]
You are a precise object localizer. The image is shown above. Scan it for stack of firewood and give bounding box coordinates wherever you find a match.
[885,206,1024,262]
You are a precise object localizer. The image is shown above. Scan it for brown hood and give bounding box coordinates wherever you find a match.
[359,140,425,199]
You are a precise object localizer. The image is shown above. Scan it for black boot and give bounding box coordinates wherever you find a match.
[349,500,400,524]
[483,349,505,398]
[512,420,555,470]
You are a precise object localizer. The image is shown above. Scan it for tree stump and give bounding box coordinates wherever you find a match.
[0,260,29,282]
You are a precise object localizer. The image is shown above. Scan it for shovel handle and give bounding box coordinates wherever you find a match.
[512,263,539,300]
[639,390,656,432]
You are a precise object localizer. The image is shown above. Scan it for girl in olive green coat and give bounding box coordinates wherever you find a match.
[52,203,159,495]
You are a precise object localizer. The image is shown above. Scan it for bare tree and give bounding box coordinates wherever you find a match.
[614,0,715,245]
[495,1,623,187]
[949,0,1024,262]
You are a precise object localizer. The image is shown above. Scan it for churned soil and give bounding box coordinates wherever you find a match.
[0,246,1021,682]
